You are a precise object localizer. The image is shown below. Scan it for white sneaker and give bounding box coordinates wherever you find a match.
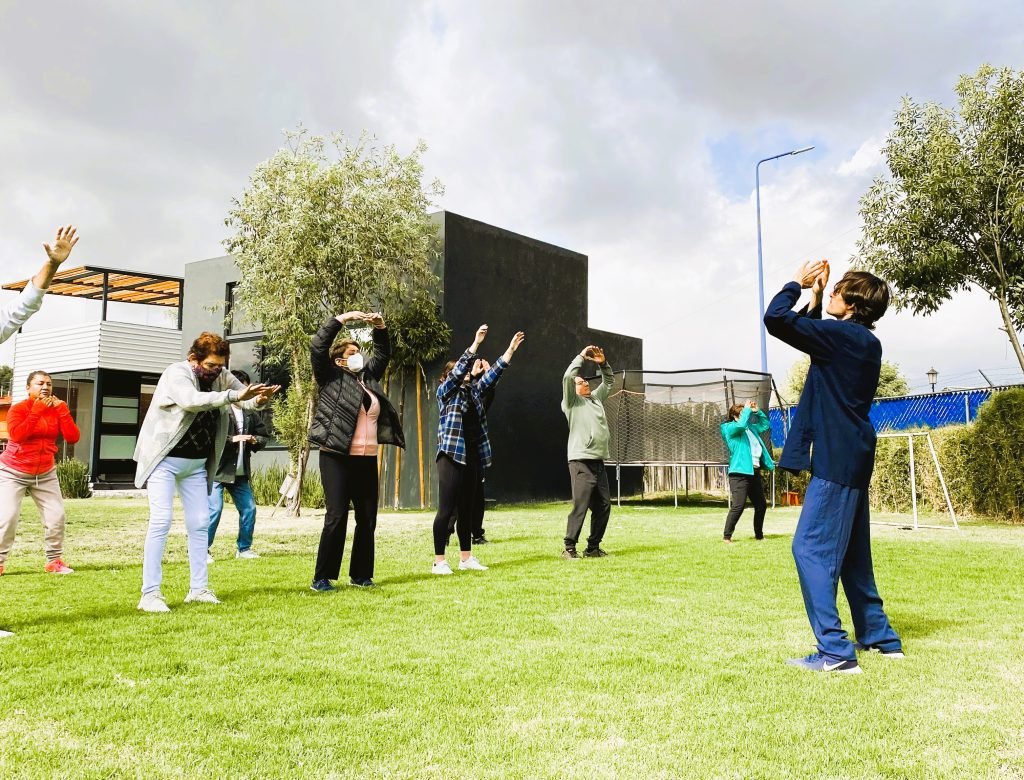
[458,556,489,571]
[432,560,453,575]
[206,553,215,564]
[184,588,222,605]
[137,592,171,613]
[236,549,260,559]
[0,629,14,638]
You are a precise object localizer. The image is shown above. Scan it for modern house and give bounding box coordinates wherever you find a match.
[182,211,644,507]
[3,267,184,486]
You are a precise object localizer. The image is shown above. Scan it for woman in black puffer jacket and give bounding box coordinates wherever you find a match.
[309,311,405,591]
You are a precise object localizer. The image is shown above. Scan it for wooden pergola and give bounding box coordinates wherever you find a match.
[3,265,184,328]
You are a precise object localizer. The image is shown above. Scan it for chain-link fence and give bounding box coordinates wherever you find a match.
[768,385,1023,447]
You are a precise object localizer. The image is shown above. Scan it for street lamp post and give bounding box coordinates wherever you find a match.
[756,145,815,375]
[927,367,938,393]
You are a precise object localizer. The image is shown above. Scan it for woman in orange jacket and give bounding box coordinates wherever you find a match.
[0,370,80,575]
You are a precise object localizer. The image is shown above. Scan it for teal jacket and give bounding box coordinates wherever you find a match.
[720,407,774,475]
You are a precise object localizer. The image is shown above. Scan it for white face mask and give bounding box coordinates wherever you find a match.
[345,353,364,372]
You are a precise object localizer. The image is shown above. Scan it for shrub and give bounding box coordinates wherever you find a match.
[964,388,1024,523]
[249,463,325,509]
[56,458,91,499]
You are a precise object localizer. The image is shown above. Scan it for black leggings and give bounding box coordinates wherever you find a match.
[314,452,378,581]
[432,453,481,555]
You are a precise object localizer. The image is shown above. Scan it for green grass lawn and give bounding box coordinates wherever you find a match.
[1,497,1022,779]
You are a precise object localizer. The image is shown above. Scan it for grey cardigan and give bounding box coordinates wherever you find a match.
[133,361,262,489]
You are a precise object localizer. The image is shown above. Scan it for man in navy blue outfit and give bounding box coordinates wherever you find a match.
[764,259,903,674]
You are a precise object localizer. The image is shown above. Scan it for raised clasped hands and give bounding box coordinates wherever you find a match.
[336,311,383,327]
[794,259,829,290]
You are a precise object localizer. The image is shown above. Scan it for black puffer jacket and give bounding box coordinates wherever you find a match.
[309,318,405,452]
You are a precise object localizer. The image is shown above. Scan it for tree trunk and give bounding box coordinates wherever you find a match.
[287,374,316,518]
[996,294,1024,373]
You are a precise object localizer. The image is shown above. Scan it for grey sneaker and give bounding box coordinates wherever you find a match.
[137,592,171,613]
[583,547,608,558]
[184,589,222,605]
[562,548,580,560]
[236,549,260,560]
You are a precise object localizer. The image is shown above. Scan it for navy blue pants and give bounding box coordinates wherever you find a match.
[792,477,902,661]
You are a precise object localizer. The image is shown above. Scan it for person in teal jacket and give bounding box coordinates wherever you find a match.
[720,400,774,542]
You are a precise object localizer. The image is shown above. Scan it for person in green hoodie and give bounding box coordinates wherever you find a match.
[561,345,614,559]
[720,400,774,542]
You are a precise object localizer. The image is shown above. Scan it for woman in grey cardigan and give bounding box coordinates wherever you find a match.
[134,332,278,613]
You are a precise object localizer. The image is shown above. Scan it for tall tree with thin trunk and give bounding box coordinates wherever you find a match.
[225,129,445,514]
[858,64,1024,370]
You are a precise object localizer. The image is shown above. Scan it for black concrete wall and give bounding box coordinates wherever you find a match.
[427,212,644,503]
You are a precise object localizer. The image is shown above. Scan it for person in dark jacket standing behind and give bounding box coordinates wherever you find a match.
[207,370,271,561]
[561,346,614,559]
[720,400,774,542]
[764,259,903,674]
[309,311,405,591]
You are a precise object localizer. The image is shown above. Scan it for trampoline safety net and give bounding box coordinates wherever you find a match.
[603,369,773,466]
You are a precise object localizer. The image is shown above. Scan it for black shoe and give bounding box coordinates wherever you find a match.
[583,547,608,558]
[472,535,488,545]
[349,578,376,588]
[854,642,905,658]
[310,579,336,592]
[561,548,580,559]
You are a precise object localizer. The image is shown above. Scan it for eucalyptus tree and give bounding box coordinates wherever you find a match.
[226,129,446,512]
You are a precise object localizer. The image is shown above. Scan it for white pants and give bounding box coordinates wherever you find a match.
[142,457,210,595]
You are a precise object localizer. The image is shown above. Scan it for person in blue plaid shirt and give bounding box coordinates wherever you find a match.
[432,324,525,575]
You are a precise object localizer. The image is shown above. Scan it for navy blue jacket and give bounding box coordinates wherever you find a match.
[763,282,881,489]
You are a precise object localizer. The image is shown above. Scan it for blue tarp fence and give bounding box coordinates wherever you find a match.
[768,385,1023,448]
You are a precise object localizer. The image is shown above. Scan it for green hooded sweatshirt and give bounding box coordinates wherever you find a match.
[561,355,614,461]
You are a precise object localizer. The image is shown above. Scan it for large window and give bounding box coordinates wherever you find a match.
[226,282,260,336]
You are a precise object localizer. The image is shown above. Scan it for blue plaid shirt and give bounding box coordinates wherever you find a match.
[436,350,508,467]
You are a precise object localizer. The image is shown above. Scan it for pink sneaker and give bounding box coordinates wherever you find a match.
[44,559,74,574]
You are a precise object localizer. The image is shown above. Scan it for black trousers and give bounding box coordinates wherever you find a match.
[314,452,379,581]
[447,473,486,538]
[433,453,481,554]
[723,471,767,539]
[564,459,611,550]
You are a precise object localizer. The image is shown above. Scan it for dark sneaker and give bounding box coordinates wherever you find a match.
[561,548,580,560]
[349,578,376,588]
[310,579,336,592]
[472,535,489,545]
[786,652,862,674]
[854,642,905,658]
[583,547,608,558]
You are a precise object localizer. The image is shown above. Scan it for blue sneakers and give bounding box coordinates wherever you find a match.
[854,642,905,658]
[349,578,375,588]
[310,579,336,592]
[786,652,862,674]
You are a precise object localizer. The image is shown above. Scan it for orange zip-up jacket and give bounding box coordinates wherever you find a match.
[1,398,81,476]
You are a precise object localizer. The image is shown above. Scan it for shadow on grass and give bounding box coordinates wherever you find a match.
[886,609,958,641]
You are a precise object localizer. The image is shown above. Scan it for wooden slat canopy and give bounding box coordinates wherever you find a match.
[2,266,182,308]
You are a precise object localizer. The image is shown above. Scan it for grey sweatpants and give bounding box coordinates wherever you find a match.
[0,465,67,565]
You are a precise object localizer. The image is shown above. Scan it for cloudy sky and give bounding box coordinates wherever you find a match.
[2,0,1024,395]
